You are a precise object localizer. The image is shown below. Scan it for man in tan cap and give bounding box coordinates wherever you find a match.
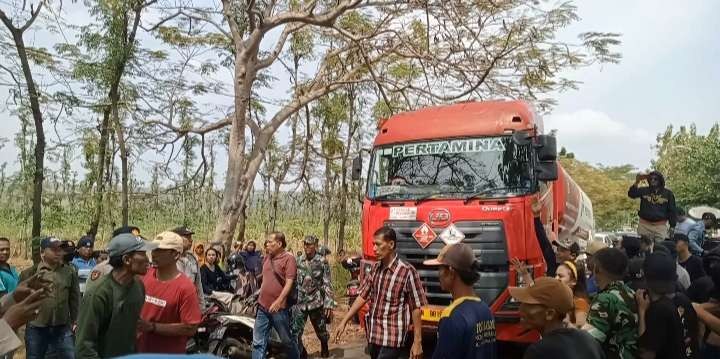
[509,277,603,359]
[136,231,202,354]
[423,244,497,359]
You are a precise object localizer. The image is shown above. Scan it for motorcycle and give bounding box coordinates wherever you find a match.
[341,256,362,324]
[188,274,286,358]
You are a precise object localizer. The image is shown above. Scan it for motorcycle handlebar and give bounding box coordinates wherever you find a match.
[341,257,362,271]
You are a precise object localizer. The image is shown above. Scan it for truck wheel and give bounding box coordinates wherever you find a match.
[215,337,252,359]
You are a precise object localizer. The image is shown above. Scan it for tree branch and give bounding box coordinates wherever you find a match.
[256,23,306,70]
[140,10,182,32]
[19,0,46,33]
[261,0,362,32]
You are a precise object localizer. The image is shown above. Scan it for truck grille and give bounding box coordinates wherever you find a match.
[385,220,509,306]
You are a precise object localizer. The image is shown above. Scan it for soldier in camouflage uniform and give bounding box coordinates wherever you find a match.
[582,247,639,359]
[292,235,335,358]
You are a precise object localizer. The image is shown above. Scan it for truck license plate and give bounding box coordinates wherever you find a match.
[421,306,443,322]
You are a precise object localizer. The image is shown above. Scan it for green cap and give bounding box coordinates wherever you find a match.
[107,233,158,257]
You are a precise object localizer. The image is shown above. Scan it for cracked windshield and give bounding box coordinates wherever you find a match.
[368,136,533,201]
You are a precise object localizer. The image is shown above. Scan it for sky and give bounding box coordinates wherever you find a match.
[0,0,718,180]
[545,0,720,170]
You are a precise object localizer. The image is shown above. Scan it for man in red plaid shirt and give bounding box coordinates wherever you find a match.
[335,227,427,359]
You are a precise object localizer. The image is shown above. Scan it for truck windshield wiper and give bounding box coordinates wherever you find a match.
[412,193,450,205]
[463,186,528,204]
[372,193,404,201]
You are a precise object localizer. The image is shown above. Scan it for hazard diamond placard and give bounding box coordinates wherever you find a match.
[412,223,437,249]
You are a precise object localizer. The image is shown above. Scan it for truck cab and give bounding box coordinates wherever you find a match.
[352,100,593,344]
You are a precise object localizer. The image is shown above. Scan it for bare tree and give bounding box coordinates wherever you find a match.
[0,1,51,238]
[146,0,620,248]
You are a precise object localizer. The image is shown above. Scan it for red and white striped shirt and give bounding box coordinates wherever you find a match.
[358,255,428,348]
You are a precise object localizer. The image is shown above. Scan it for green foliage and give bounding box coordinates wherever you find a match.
[654,124,720,208]
[388,63,421,82]
[289,28,314,60]
[560,157,637,231]
[580,32,623,64]
[337,11,374,36]
[0,0,623,261]
[26,47,56,67]
[314,93,350,157]
[156,26,230,48]
[409,20,428,52]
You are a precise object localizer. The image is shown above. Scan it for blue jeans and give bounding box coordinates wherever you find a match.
[24,324,74,359]
[252,306,299,359]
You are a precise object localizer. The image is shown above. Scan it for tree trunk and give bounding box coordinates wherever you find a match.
[12,32,45,238]
[88,110,111,236]
[337,88,358,252]
[212,52,261,248]
[270,181,281,231]
[113,102,129,226]
[88,4,143,235]
[234,204,247,245]
[213,134,266,249]
[322,155,333,247]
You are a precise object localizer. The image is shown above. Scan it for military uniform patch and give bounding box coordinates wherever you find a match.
[90,270,101,281]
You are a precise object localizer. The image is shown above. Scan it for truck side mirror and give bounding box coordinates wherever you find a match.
[512,131,532,145]
[536,135,557,161]
[536,161,558,181]
[351,156,362,181]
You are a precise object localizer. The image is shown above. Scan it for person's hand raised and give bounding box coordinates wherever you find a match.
[531,197,542,217]
[3,288,47,330]
[635,173,646,184]
[635,289,650,313]
[13,272,53,303]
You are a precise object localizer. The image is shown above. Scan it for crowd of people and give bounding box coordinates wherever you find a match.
[0,170,718,359]
[0,225,338,359]
[507,170,720,359]
[332,170,720,359]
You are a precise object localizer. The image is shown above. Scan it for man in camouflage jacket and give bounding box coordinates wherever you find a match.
[292,235,335,359]
[582,248,639,359]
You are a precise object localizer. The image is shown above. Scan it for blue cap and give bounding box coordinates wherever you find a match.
[78,236,94,248]
[40,236,62,250]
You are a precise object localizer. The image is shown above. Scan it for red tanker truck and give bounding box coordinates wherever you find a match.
[350,100,594,344]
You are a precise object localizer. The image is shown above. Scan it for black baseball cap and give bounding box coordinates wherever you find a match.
[172,226,195,236]
[644,252,678,294]
[112,226,140,237]
[674,233,690,243]
[555,241,580,256]
[659,240,678,260]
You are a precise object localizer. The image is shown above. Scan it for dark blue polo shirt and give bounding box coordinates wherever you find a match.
[432,296,497,359]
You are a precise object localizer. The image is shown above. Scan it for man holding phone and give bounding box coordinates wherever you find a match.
[628,171,677,242]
